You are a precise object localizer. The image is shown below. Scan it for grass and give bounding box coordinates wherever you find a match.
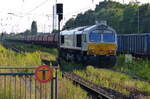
[75,66,150,96]
[0,46,41,66]
[59,78,91,99]
[0,42,91,99]
[5,41,58,55]
[4,41,58,61]
[113,54,150,80]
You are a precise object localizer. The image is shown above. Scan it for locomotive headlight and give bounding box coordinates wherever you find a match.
[108,50,114,54]
[88,49,96,54]
[92,49,96,53]
[90,49,95,53]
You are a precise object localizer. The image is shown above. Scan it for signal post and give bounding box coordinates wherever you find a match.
[56,3,63,99]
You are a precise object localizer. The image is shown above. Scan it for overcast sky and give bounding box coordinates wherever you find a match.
[0,0,149,33]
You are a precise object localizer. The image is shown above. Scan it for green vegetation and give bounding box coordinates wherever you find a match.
[0,45,41,67]
[113,55,150,80]
[59,78,91,99]
[0,43,91,99]
[5,42,58,55]
[60,60,85,71]
[31,21,37,35]
[5,42,58,61]
[64,1,150,34]
[75,66,150,96]
[61,58,150,97]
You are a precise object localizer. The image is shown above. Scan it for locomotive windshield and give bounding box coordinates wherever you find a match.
[89,29,115,43]
[89,30,102,42]
[103,30,115,42]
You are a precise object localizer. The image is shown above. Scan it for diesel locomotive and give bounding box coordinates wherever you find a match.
[60,22,118,67]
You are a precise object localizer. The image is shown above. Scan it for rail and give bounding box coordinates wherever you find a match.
[63,72,113,99]
[62,72,130,99]
[2,42,25,53]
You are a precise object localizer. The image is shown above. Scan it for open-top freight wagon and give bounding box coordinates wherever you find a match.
[117,33,150,58]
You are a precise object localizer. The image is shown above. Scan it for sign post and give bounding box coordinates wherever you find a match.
[35,63,59,99]
[35,65,53,83]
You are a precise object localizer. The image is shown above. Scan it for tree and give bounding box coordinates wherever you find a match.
[63,18,75,29]
[24,29,31,36]
[138,4,150,33]
[31,21,37,35]
[96,8,124,33]
[63,1,150,34]
[52,29,59,33]
[122,4,138,33]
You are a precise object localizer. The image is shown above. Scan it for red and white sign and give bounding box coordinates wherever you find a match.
[35,65,53,83]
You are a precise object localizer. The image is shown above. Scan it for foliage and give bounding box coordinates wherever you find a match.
[113,55,150,80]
[9,29,31,38]
[96,8,124,33]
[52,29,59,33]
[23,29,31,36]
[31,21,37,35]
[64,10,96,29]
[64,1,150,34]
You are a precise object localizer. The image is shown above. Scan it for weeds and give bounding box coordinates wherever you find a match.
[113,55,150,80]
[74,66,150,96]
[0,43,91,99]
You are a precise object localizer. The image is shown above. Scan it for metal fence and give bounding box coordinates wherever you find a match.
[0,66,58,99]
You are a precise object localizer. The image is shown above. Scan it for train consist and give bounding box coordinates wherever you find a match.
[117,33,150,58]
[7,22,118,67]
[7,33,58,47]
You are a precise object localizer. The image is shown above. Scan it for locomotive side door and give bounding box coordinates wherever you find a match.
[76,34,82,47]
[82,32,88,51]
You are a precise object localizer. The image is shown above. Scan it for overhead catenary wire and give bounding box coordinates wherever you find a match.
[24,0,49,16]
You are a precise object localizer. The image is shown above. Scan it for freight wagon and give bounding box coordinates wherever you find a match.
[117,33,150,57]
[7,34,58,47]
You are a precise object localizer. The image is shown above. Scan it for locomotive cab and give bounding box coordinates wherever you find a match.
[87,25,117,55]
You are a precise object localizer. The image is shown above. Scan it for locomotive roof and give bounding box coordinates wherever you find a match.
[61,24,116,35]
[61,25,96,35]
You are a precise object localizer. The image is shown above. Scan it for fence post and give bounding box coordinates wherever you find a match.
[51,78,54,99]
[55,68,58,99]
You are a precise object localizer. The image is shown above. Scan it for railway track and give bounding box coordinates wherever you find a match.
[2,42,25,53]
[62,72,130,99]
